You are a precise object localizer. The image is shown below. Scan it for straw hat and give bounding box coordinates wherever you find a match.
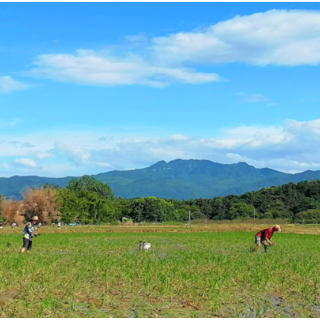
[274,225,281,232]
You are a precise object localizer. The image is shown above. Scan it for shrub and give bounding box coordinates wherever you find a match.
[22,187,60,224]
[0,199,23,224]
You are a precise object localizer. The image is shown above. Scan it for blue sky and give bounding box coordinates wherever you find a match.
[1,2,320,177]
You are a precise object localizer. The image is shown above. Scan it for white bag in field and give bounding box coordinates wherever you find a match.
[139,241,151,250]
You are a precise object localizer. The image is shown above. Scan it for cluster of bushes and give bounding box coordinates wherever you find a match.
[182,180,320,223]
[1,176,320,225]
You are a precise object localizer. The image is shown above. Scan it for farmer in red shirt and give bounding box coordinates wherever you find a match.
[253,225,281,252]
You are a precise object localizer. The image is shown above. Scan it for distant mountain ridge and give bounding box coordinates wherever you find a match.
[1,159,320,200]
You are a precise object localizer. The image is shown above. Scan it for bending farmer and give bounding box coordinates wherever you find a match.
[21,216,40,253]
[253,225,281,252]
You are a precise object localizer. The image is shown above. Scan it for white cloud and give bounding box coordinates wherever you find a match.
[0,162,11,169]
[285,119,320,135]
[151,9,320,66]
[2,118,320,176]
[9,141,34,148]
[124,34,149,46]
[51,141,91,165]
[0,77,29,93]
[33,152,52,160]
[96,162,113,168]
[14,158,39,168]
[25,10,320,88]
[218,125,294,147]
[28,50,221,88]
[168,134,189,141]
[237,93,267,103]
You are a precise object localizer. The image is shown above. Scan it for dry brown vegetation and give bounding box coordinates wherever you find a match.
[21,187,60,224]
[0,199,23,224]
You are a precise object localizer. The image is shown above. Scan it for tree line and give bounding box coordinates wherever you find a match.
[1,175,320,225]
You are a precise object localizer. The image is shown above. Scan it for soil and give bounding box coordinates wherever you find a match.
[0,289,18,301]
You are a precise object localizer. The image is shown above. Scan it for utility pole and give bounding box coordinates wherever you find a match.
[253,207,255,226]
[188,210,191,227]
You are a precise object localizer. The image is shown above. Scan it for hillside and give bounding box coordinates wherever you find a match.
[1,159,320,200]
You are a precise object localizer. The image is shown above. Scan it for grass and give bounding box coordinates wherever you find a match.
[0,224,320,317]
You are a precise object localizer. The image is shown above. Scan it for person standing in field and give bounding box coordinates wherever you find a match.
[253,225,281,252]
[57,221,61,229]
[21,216,40,253]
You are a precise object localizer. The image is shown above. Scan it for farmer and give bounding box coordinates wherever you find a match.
[253,225,281,252]
[21,216,40,253]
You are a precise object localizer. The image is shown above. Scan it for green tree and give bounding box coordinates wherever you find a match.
[211,197,225,219]
[228,202,254,220]
[296,209,320,224]
[67,175,114,199]
[129,197,176,222]
[58,189,89,223]
[293,197,320,214]
[172,208,189,221]
[266,201,292,219]
[59,188,122,224]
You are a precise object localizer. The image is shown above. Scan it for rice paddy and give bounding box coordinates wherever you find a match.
[1,224,320,317]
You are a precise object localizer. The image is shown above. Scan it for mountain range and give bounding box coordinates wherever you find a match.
[1,159,320,200]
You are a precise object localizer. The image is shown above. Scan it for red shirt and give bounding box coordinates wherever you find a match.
[256,228,274,240]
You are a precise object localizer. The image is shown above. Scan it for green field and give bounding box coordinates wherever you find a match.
[1,229,320,318]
